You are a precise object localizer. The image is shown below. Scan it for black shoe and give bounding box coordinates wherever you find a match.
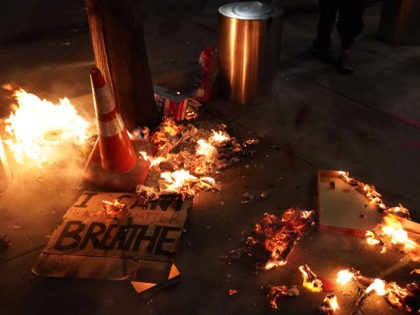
[337,52,354,74]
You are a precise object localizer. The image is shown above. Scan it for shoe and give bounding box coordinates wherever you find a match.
[311,45,334,64]
[337,51,354,74]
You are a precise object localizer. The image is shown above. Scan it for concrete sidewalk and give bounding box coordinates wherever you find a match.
[0,1,419,314]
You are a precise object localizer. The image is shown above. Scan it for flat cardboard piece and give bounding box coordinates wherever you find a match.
[33,191,191,284]
[131,264,180,293]
[318,170,384,237]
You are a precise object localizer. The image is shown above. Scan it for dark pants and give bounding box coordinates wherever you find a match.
[315,0,367,50]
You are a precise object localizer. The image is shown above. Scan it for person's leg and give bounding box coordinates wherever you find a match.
[314,0,339,49]
[336,0,367,73]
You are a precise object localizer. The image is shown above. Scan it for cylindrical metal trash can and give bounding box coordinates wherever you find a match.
[218,2,283,104]
[378,0,420,45]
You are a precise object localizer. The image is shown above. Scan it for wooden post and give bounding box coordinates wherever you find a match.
[85,0,160,131]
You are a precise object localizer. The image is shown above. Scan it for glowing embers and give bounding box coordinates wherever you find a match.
[338,171,386,210]
[245,209,314,270]
[3,86,91,166]
[264,285,299,309]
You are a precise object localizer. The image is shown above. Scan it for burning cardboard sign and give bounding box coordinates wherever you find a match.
[318,170,384,236]
[33,191,191,292]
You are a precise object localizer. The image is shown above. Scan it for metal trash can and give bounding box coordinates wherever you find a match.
[378,0,420,45]
[218,2,283,104]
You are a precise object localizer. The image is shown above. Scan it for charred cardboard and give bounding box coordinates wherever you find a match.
[317,170,383,237]
[33,191,191,291]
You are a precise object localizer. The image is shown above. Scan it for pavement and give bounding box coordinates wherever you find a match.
[0,1,419,314]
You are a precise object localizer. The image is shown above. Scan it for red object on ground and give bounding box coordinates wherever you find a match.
[82,68,152,191]
[320,277,336,292]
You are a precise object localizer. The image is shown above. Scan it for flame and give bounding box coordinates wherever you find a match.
[210,129,229,144]
[139,151,165,168]
[366,214,418,258]
[323,294,339,311]
[381,215,417,252]
[196,139,217,163]
[3,88,90,166]
[338,171,386,209]
[299,265,323,292]
[161,169,197,193]
[366,278,387,296]
[336,269,354,285]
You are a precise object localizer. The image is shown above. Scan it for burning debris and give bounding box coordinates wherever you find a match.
[263,284,299,309]
[244,209,315,270]
[135,118,248,200]
[299,264,323,293]
[318,294,339,314]
[2,86,92,166]
[102,199,127,219]
[338,171,411,219]
[336,268,420,312]
[365,214,419,260]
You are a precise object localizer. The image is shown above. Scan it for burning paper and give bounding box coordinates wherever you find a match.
[336,268,420,312]
[3,86,91,166]
[318,294,339,314]
[299,264,323,293]
[264,284,299,309]
[136,118,244,200]
[365,214,419,260]
[244,209,314,270]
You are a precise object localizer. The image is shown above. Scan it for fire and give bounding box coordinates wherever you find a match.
[160,169,197,194]
[245,210,314,270]
[321,294,339,313]
[336,269,354,285]
[299,264,323,292]
[210,129,229,144]
[196,139,217,163]
[366,214,418,258]
[3,88,90,166]
[338,171,386,210]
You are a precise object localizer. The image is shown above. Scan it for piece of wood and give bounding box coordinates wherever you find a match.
[85,0,160,131]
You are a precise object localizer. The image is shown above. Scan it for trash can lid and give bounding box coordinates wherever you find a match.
[218,1,282,20]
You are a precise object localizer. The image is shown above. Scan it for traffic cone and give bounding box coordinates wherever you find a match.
[90,67,136,173]
[82,68,153,191]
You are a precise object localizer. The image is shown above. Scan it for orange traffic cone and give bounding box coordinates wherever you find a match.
[90,67,136,173]
[82,68,152,191]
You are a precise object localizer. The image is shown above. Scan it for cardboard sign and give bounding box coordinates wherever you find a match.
[33,191,191,286]
[317,170,383,237]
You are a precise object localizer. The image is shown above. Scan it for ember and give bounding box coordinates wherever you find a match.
[3,86,91,166]
[264,284,299,309]
[244,209,314,270]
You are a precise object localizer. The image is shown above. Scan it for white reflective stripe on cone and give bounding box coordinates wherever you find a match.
[93,86,116,115]
[98,114,125,137]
